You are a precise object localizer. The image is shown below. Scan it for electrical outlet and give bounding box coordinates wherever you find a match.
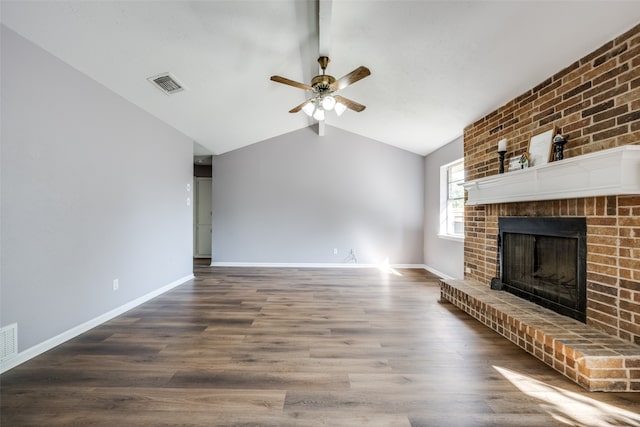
[333,248,338,255]
[465,267,471,274]
[113,279,119,291]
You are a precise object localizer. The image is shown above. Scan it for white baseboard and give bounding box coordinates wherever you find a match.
[395,264,430,269]
[210,261,428,269]
[423,265,454,280]
[0,274,194,374]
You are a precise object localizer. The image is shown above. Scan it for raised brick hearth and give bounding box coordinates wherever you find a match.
[441,279,640,391]
[456,23,640,390]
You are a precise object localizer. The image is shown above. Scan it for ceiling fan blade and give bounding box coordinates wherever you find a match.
[270,75,313,91]
[334,95,366,112]
[331,66,371,91]
[289,99,313,113]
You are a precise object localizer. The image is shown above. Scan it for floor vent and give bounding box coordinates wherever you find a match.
[148,73,186,95]
[0,323,18,362]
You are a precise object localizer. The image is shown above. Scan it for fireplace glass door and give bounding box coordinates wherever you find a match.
[503,234,578,309]
[499,217,586,322]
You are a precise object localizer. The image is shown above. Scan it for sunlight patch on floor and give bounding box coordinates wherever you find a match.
[378,257,402,276]
[494,365,640,427]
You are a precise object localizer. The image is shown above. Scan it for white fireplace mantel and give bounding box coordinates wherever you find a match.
[463,145,640,206]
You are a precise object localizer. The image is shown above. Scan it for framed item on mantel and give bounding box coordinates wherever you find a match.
[528,127,556,167]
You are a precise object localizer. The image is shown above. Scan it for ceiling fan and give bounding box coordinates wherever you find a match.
[270,56,371,121]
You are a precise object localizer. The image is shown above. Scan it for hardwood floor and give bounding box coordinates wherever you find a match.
[2,265,639,426]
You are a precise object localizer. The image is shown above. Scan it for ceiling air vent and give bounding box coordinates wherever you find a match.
[147,73,186,95]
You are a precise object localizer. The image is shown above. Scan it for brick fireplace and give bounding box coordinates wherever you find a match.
[445,23,640,391]
[463,22,640,346]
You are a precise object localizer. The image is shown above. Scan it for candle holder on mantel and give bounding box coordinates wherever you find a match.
[497,138,508,174]
[553,134,567,161]
[498,150,507,173]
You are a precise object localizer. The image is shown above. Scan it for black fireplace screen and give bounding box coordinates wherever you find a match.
[498,217,586,322]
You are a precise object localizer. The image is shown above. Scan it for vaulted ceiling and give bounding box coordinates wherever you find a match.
[2,1,639,156]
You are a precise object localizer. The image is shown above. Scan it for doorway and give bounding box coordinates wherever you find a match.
[193,176,212,259]
[193,153,213,261]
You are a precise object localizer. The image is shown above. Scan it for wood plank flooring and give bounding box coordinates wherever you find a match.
[2,265,640,426]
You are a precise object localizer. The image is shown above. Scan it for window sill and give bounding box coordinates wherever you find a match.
[438,233,464,243]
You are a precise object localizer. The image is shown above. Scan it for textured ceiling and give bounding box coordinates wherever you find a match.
[2,1,639,156]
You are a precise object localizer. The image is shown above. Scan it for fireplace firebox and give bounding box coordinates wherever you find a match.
[495,217,587,322]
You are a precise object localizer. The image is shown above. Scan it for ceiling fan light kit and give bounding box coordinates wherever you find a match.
[270,56,370,121]
[302,102,316,116]
[321,95,336,110]
[334,102,347,116]
[300,94,344,120]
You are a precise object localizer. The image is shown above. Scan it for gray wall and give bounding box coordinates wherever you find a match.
[1,26,193,352]
[423,136,464,278]
[212,126,425,265]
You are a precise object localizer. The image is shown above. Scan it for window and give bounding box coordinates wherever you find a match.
[439,158,465,241]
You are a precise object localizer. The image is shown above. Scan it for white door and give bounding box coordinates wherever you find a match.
[194,177,212,258]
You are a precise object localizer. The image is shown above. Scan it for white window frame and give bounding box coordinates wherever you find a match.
[439,158,465,242]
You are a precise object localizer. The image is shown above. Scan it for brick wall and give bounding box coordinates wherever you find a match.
[463,23,640,345]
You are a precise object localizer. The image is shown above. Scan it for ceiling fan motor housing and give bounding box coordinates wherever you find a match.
[311,74,336,93]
